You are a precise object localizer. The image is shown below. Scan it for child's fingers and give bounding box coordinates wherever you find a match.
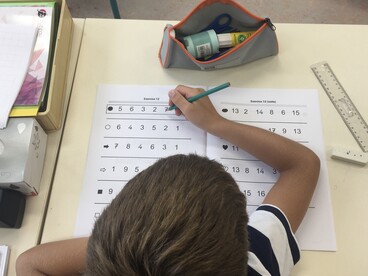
[175,85,204,98]
[168,90,182,116]
[168,86,205,117]
[168,89,191,114]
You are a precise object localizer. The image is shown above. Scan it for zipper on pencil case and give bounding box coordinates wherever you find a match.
[264,18,276,31]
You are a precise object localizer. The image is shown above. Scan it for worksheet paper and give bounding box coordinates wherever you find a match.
[75,84,336,251]
[0,24,37,129]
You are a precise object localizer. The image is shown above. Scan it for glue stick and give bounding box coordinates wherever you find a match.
[217,31,255,48]
[183,30,255,59]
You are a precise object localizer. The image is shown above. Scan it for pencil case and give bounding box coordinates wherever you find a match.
[158,0,278,71]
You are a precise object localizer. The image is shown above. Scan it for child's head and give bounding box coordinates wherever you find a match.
[86,154,248,275]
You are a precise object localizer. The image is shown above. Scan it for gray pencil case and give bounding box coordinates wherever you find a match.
[159,0,278,71]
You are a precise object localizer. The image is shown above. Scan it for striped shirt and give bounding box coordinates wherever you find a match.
[247,204,300,276]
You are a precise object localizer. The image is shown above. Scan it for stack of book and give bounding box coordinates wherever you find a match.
[0,1,57,118]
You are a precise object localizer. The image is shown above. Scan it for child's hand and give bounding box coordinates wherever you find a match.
[168,85,224,132]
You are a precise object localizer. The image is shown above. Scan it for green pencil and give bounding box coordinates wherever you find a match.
[169,82,231,111]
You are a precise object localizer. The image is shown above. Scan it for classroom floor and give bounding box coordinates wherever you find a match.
[66,0,368,24]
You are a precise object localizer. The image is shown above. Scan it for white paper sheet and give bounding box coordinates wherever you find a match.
[0,24,37,129]
[74,85,206,235]
[75,84,336,251]
[208,87,336,251]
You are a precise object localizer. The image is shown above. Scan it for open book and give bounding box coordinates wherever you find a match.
[75,84,336,251]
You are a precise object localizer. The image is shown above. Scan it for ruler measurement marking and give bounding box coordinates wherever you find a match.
[311,61,368,152]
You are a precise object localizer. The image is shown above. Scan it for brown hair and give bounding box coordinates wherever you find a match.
[86,154,248,275]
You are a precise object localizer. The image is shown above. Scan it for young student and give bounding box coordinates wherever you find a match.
[16,85,320,276]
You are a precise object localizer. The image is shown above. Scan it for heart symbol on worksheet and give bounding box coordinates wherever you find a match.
[222,145,228,150]
[17,123,26,134]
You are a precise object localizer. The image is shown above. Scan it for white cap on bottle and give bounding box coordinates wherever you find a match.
[217,33,233,48]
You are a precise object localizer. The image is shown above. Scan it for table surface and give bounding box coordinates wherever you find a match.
[40,19,368,276]
[0,18,85,276]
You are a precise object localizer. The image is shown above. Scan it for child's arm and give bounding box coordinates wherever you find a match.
[169,86,320,232]
[16,237,88,276]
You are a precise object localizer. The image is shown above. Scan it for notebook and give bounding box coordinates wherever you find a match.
[0,2,56,118]
[0,23,37,129]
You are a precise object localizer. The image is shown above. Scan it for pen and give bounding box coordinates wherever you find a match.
[169,82,231,111]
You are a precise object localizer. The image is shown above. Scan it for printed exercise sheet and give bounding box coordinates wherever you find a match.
[75,84,336,251]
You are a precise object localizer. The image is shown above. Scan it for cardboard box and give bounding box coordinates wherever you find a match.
[0,118,47,196]
[3,0,74,131]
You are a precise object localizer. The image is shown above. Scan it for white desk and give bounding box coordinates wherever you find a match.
[42,19,368,275]
[0,18,85,276]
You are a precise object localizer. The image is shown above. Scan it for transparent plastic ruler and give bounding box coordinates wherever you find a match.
[311,61,368,152]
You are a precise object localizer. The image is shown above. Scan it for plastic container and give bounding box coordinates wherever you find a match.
[183,29,219,59]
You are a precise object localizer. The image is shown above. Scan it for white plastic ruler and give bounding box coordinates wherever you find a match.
[311,61,368,152]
